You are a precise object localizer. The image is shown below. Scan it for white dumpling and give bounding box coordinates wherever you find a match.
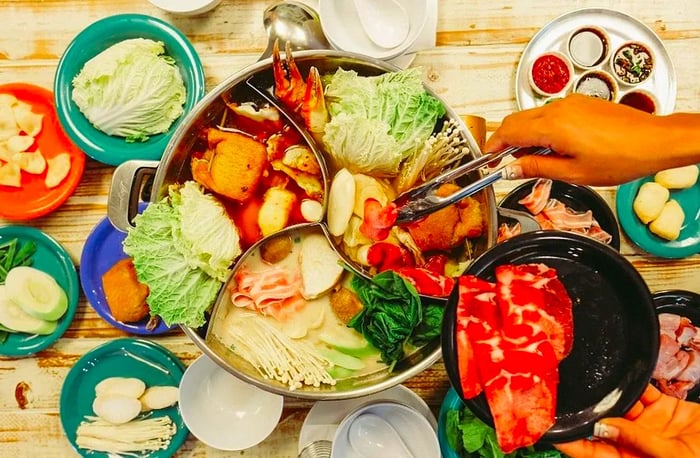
[633,181,669,224]
[13,151,46,175]
[0,162,21,187]
[654,165,699,189]
[649,200,685,241]
[12,102,43,137]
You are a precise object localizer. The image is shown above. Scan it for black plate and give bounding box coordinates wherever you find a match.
[442,231,658,444]
[499,179,621,251]
[652,289,700,402]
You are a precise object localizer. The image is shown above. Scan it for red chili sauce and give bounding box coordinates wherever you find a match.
[619,91,656,114]
[531,54,571,94]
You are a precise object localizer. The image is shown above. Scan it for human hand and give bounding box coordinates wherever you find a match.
[554,384,700,458]
[484,94,679,186]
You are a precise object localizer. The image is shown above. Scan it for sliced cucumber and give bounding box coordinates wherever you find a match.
[321,348,366,371]
[0,286,57,335]
[5,266,68,321]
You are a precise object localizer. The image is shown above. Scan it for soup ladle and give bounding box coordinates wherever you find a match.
[260,1,330,61]
[347,413,415,458]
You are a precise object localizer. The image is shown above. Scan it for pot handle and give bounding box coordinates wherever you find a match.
[108,160,159,233]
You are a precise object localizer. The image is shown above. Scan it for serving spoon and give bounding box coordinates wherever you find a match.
[352,0,410,49]
[348,413,415,458]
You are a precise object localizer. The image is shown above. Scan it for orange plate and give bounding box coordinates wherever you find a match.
[0,83,85,221]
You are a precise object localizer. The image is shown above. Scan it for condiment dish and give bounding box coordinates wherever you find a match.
[331,401,440,458]
[610,41,655,86]
[54,14,206,166]
[618,88,658,114]
[528,51,574,97]
[178,354,284,451]
[318,0,428,60]
[566,26,610,70]
[573,69,618,101]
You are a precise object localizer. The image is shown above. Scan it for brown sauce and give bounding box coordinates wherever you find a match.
[619,91,657,114]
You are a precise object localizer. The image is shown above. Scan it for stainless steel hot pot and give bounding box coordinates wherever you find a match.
[108,50,498,399]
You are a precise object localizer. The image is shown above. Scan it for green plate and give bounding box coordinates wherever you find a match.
[54,13,206,165]
[59,338,188,457]
[0,225,79,357]
[617,172,700,258]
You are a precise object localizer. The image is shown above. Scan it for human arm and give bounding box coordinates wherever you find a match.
[485,94,700,186]
[553,384,700,458]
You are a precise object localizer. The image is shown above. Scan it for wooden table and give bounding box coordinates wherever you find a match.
[1,1,698,456]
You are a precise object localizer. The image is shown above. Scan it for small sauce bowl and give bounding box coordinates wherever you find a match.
[567,26,610,70]
[574,70,618,101]
[618,89,658,114]
[528,51,575,97]
[610,41,655,86]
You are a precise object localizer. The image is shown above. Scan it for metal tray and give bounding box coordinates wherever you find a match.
[515,8,676,114]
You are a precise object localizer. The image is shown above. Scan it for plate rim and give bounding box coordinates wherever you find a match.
[616,175,700,258]
[0,82,86,221]
[53,13,206,166]
[58,337,188,457]
[0,225,79,357]
[515,7,676,114]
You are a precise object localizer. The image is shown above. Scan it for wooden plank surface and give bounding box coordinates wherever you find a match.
[0,0,699,456]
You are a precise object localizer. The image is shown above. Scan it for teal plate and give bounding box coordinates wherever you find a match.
[617,173,700,258]
[0,225,79,357]
[59,338,188,457]
[54,13,206,165]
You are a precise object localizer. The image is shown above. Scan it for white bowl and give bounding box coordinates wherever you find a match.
[179,354,284,451]
[147,0,221,16]
[319,0,428,60]
[331,401,440,458]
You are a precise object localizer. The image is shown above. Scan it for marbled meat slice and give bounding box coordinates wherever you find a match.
[456,275,500,399]
[495,263,574,360]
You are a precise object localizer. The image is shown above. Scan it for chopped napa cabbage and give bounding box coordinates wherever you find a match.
[123,182,241,328]
[72,38,186,142]
[322,68,445,176]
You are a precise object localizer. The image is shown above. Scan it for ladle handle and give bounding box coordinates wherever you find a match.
[259,1,331,61]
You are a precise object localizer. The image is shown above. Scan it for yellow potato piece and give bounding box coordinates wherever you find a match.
[13,150,46,174]
[6,135,34,153]
[633,181,669,224]
[44,153,71,189]
[649,200,685,241]
[12,103,43,137]
[0,162,21,187]
[258,187,297,236]
[654,165,699,190]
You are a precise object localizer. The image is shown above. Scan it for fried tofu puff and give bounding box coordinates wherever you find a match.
[101,258,150,323]
[330,286,364,324]
[407,183,484,252]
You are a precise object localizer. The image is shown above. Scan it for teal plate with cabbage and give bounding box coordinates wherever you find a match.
[53,14,206,166]
[617,173,700,258]
[0,225,79,357]
[59,338,188,457]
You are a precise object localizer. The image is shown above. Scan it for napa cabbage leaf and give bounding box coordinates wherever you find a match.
[72,38,186,142]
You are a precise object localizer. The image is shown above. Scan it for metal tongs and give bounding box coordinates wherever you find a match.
[394,146,552,224]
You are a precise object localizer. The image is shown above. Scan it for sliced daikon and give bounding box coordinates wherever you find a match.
[5,266,68,321]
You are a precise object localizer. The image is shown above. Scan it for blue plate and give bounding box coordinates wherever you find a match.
[54,13,206,165]
[0,225,79,357]
[616,173,700,258]
[80,203,176,334]
[59,338,188,457]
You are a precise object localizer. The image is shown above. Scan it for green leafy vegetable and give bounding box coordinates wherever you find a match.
[0,238,37,284]
[72,38,186,142]
[123,182,240,328]
[445,404,563,458]
[322,68,445,176]
[348,270,443,368]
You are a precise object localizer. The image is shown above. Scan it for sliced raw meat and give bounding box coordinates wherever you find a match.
[653,313,700,399]
[517,178,552,214]
[541,199,594,230]
[495,263,574,360]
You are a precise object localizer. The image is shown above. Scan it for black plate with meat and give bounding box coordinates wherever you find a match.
[652,289,700,402]
[442,231,658,444]
[499,179,621,250]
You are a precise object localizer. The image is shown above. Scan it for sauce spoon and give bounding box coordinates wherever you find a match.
[347,413,415,458]
[352,0,410,49]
